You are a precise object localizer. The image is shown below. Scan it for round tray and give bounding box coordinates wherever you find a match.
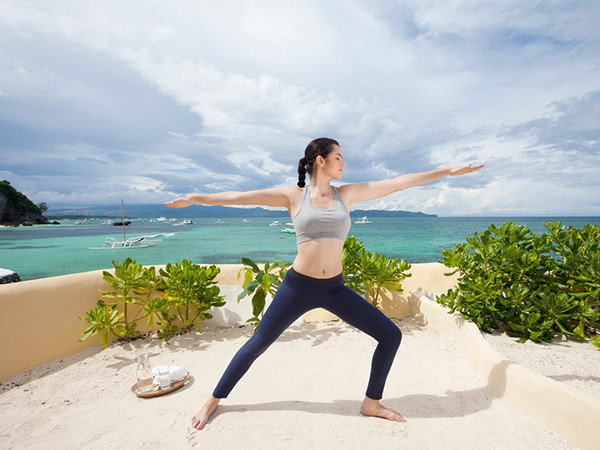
[131,373,190,398]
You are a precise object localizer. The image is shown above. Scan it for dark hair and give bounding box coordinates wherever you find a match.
[297,138,339,187]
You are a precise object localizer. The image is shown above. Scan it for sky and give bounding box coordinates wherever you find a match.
[1,0,599,216]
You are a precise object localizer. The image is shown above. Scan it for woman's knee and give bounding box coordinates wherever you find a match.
[381,321,402,349]
[243,333,272,358]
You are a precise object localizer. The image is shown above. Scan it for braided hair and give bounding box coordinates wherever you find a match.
[297,138,339,187]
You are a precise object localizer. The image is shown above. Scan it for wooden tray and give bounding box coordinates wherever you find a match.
[131,373,190,398]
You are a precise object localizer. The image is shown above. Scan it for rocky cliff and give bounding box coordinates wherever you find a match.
[0,180,50,226]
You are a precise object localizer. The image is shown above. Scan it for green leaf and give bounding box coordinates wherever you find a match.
[573,322,586,340]
[100,330,109,348]
[251,290,266,318]
[242,257,261,273]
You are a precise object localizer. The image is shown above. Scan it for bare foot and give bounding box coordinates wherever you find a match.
[191,396,220,430]
[360,396,406,422]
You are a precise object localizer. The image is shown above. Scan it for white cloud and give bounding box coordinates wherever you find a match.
[0,0,599,214]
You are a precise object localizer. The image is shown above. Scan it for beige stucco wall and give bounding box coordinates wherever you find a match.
[0,264,248,382]
[0,263,454,382]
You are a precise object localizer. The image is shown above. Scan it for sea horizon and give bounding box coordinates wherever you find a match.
[2,215,599,282]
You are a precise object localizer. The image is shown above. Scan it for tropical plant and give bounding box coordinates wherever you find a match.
[80,258,225,346]
[343,236,412,309]
[80,258,160,347]
[157,260,225,337]
[439,221,600,348]
[237,257,290,328]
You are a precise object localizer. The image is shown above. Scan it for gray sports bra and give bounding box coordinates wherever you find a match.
[292,186,351,245]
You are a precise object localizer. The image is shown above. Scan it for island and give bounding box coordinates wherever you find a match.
[0,180,52,226]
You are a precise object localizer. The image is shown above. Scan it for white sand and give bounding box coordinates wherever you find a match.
[0,318,575,449]
[483,330,600,398]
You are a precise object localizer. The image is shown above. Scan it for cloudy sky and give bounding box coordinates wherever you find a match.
[1,0,599,216]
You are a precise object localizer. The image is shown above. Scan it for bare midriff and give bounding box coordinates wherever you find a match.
[292,238,344,278]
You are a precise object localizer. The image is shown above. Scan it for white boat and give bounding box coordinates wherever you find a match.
[216,218,223,223]
[269,220,281,226]
[172,219,193,226]
[354,216,371,224]
[91,200,178,249]
[281,223,296,234]
[242,218,249,223]
[90,233,175,249]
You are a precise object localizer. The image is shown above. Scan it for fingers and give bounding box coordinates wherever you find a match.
[164,199,187,208]
[454,164,484,175]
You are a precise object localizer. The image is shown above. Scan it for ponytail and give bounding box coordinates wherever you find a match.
[297,157,307,187]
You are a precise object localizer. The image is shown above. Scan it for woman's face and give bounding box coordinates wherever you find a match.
[320,145,345,180]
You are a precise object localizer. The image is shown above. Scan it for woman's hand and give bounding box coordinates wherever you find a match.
[164,195,194,208]
[448,164,484,176]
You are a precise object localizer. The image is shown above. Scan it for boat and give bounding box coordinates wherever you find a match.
[113,220,131,226]
[242,218,249,223]
[91,199,176,249]
[216,219,223,223]
[269,220,281,226]
[281,223,296,234]
[172,219,193,226]
[91,233,176,249]
[354,216,371,224]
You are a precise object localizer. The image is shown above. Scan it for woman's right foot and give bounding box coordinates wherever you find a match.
[360,396,406,422]
[191,396,220,430]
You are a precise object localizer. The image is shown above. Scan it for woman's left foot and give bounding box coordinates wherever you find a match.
[360,396,406,422]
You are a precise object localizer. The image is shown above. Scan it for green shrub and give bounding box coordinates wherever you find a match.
[439,221,600,348]
[158,260,225,337]
[80,258,225,347]
[343,236,412,309]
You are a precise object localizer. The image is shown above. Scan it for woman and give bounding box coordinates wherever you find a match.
[165,138,483,430]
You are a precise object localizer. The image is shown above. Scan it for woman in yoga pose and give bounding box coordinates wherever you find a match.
[165,138,483,430]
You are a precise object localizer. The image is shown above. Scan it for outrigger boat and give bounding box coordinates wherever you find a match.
[281,223,296,234]
[91,233,175,249]
[90,199,176,249]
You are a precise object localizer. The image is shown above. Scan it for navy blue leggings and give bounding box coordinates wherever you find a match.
[212,267,402,400]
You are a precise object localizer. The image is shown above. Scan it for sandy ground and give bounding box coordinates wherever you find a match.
[483,330,600,398]
[0,318,577,449]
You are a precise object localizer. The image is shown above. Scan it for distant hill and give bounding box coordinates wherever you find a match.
[48,203,437,219]
[0,181,50,226]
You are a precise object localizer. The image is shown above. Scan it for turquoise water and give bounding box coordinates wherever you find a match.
[1,216,599,281]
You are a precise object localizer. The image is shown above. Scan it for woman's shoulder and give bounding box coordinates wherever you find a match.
[265,185,304,202]
[275,185,304,194]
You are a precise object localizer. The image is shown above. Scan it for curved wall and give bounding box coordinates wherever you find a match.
[0,263,456,382]
[0,264,252,382]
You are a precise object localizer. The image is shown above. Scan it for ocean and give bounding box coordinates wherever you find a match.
[1,216,599,281]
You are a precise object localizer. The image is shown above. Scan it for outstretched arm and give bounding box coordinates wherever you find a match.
[339,164,484,208]
[164,186,296,210]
